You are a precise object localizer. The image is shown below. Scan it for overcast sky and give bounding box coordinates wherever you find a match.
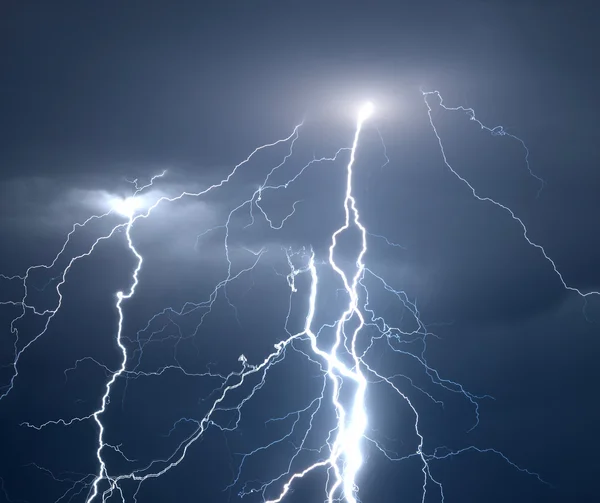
[1,2,599,503]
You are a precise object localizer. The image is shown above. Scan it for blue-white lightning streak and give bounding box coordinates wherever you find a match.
[423,90,599,299]
[87,212,141,502]
[261,102,374,503]
[1,92,570,503]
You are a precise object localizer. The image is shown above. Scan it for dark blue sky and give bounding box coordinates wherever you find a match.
[1,1,599,502]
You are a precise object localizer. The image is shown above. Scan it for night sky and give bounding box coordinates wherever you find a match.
[1,1,599,502]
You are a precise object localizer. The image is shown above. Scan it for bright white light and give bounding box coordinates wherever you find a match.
[112,197,141,218]
[358,101,374,122]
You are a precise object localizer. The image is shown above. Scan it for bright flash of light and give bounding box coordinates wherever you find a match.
[108,171,167,218]
[111,196,141,218]
[358,101,375,122]
[3,91,582,503]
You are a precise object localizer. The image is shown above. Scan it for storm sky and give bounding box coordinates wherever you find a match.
[1,2,599,502]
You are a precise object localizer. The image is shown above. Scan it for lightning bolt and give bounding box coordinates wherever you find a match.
[2,91,577,503]
[422,89,599,299]
[260,102,373,503]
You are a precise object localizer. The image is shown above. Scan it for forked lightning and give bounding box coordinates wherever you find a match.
[2,92,588,502]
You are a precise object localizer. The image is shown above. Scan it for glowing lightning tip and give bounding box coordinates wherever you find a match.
[112,196,140,218]
[358,101,375,121]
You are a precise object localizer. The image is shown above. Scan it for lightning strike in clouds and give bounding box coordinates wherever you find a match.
[1,92,574,503]
[423,90,599,300]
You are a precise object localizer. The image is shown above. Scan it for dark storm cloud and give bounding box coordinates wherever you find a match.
[2,113,597,330]
[3,0,597,179]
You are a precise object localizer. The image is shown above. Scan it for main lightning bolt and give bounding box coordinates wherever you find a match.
[1,92,568,503]
[262,101,373,503]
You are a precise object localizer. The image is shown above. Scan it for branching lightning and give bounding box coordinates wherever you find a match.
[3,90,587,503]
[422,90,599,299]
